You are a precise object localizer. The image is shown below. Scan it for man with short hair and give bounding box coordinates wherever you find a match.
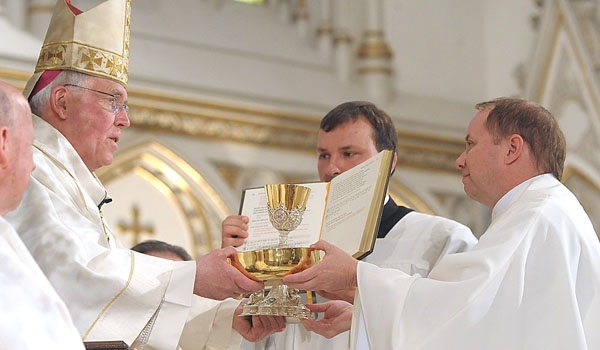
[6,0,284,348]
[0,80,84,349]
[224,101,477,349]
[132,240,193,262]
[283,97,600,349]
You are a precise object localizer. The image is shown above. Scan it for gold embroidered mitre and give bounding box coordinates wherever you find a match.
[24,0,132,98]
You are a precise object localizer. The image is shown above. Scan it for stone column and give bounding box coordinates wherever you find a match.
[28,0,55,38]
[275,0,292,23]
[294,0,309,38]
[332,0,353,82]
[315,0,333,59]
[4,0,27,29]
[356,0,394,103]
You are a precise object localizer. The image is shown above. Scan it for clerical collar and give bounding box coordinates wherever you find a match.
[493,173,553,216]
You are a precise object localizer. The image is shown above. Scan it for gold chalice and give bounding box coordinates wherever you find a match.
[232,247,319,319]
[265,183,311,247]
[234,184,318,319]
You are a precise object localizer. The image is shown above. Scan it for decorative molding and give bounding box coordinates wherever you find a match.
[357,67,393,75]
[552,6,600,122]
[333,33,353,45]
[389,180,433,215]
[562,166,600,239]
[129,105,319,151]
[215,165,240,188]
[396,133,464,173]
[0,69,464,173]
[563,166,600,194]
[357,36,393,59]
[129,104,463,173]
[127,89,464,173]
[0,68,30,89]
[316,20,333,36]
[27,4,55,14]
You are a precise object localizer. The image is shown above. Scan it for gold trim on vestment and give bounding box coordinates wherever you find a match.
[83,253,136,340]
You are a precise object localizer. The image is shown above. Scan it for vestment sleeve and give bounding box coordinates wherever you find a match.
[7,172,194,348]
[179,297,242,349]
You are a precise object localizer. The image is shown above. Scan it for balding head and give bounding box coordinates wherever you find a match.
[0,81,35,215]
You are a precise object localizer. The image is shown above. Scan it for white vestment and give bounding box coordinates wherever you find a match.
[179,296,242,350]
[0,217,84,349]
[5,115,241,350]
[353,174,600,349]
[242,201,477,350]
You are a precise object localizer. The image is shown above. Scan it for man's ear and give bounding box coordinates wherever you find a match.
[505,134,524,165]
[50,85,69,120]
[0,127,9,169]
[391,151,398,174]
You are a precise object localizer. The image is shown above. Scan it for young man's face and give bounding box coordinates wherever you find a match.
[317,116,379,182]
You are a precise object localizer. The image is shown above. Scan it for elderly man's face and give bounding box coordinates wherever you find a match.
[63,76,130,172]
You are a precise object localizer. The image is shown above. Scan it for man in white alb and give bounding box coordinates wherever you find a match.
[283,97,600,350]
[0,80,84,349]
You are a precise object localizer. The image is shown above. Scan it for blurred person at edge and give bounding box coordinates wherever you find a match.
[0,80,84,349]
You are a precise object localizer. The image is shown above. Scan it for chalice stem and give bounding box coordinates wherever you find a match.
[278,231,290,247]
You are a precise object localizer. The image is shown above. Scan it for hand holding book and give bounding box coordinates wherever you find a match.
[237,150,394,259]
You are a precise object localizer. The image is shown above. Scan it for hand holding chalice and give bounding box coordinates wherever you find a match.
[233,184,320,319]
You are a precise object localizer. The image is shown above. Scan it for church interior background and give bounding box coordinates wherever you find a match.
[1,0,600,258]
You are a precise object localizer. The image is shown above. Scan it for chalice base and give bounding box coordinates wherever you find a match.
[240,283,312,319]
[233,247,319,320]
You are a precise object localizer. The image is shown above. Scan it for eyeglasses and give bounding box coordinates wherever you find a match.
[64,84,129,114]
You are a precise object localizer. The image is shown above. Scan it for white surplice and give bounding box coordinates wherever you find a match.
[242,202,477,350]
[353,174,600,349]
[5,115,240,350]
[179,296,241,350]
[0,217,84,349]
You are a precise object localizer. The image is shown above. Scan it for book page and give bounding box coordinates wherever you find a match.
[237,182,328,252]
[321,150,389,256]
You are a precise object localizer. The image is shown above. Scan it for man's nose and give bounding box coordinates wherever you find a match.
[327,156,342,178]
[115,109,130,128]
[455,151,466,169]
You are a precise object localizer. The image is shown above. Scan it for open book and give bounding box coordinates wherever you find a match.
[236,150,394,259]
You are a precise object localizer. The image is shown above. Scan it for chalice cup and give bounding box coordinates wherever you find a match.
[234,247,319,319]
[235,184,317,319]
[265,184,311,247]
